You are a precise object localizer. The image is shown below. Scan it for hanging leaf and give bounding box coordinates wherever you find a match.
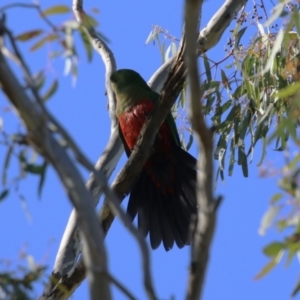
[2,144,13,186]
[263,242,286,257]
[42,5,70,16]
[42,79,58,101]
[33,70,46,90]
[228,139,235,176]
[270,193,283,204]
[292,278,300,297]
[220,69,230,89]
[164,44,172,61]
[38,161,48,198]
[85,14,99,27]
[15,30,44,41]
[276,82,300,98]
[171,41,177,56]
[255,250,284,280]
[234,27,247,50]
[214,134,227,160]
[30,34,59,52]
[145,29,155,44]
[286,242,300,267]
[257,137,267,166]
[25,163,46,174]
[258,205,281,236]
[203,54,211,82]
[0,189,9,201]
[238,142,248,177]
[79,28,93,62]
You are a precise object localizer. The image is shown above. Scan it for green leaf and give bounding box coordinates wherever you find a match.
[38,162,48,198]
[263,242,286,257]
[277,219,287,232]
[228,139,235,176]
[271,193,283,204]
[42,5,70,16]
[25,164,46,175]
[79,28,93,62]
[239,111,251,140]
[214,134,227,160]
[15,30,44,41]
[85,14,99,27]
[2,145,13,186]
[234,27,247,51]
[30,34,58,52]
[216,104,239,134]
[33,70,45,90]
[292,277,300,297]
[203,54,211,82]
[259,205,281,236]
[238,141,248,177]
[263,29,284,74]
[276,82,300,98]
[257,137,267,167]
[220,69,230,89]
[42,79,58,101]
[286,242,300,267]
[255,250,284,280]
[0,189,9,201]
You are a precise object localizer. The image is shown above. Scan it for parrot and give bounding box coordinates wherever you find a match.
[110,69,198,251]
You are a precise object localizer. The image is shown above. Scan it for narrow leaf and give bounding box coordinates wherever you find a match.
[259,205,281,236]
[255,250,284,280]
[271,193,283,204]
[292,277,300,297]
[145,30,155,44]
[228,139,235,176]
[42,79,58,101]
[2,145,13,185]
[203,54,211,82]
[25,164,45,175]
[286,242,300,267]
[15,30,44,41]
[79,28,93,62]
[38,162,48,198]
[42,5,70,16]
[30,34,58,52]
[0,189,9,201]
[234,27,247,50]
[276,82,300,98]
[238,141,248,177]
[220,69,230,89]
[263,242,286,257]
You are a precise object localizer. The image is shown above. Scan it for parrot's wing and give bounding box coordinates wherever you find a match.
[118,124,132,157]
[150,90,181,147]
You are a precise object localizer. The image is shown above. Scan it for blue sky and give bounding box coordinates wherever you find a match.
[0,0,299,299]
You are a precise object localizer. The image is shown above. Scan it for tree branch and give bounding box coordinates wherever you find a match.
[41,0,247,297]
[41,0,121,297]
[183,1,222,299]
[0,36,111,300]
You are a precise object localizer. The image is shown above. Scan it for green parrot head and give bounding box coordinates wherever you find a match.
[110,69,152,116]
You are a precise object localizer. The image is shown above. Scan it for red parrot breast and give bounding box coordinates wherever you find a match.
[118,98,175,194]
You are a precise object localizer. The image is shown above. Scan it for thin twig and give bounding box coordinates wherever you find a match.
[107,271,137,300]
